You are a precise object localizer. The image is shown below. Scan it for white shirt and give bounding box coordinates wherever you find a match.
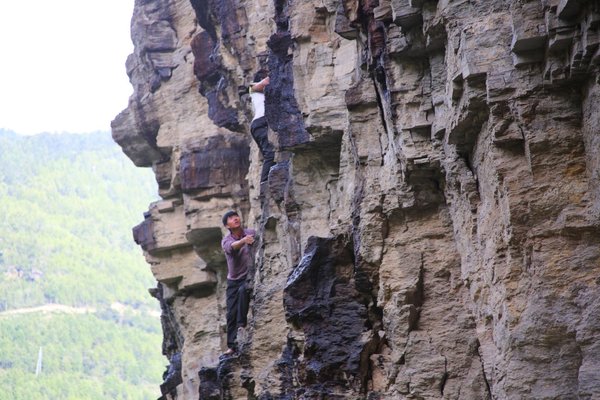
[250,92,265,121]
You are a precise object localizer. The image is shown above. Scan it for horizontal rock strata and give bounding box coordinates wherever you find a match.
[113,0,600,398]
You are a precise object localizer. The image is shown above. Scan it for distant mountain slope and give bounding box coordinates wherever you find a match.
[0,130,164,399]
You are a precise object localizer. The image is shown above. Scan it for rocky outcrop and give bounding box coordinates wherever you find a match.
[113,0,600,398]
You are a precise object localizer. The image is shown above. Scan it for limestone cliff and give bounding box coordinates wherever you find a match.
[112,0,600,398]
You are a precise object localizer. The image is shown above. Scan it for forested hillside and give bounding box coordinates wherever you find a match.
[0,130,164,399]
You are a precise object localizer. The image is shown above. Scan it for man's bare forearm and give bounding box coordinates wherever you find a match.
[232,235,254,250]
[251,77,270,93]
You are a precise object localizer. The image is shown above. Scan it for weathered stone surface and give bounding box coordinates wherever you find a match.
[180,134,250,196]
[114,0,600,398]
[284,235,371,394]
[266,31,311,149]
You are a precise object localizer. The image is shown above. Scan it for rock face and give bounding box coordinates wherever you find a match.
[112,0,600,398]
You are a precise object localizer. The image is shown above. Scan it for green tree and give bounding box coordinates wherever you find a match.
[0,130,164,399]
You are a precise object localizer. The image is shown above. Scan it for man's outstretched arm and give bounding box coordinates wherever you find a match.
[251,76,270,93]
[231,235,254,251]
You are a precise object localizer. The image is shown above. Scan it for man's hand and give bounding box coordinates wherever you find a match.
[232,234,255,250]
[243,235,255,245]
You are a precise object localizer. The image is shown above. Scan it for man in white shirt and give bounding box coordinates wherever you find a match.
[248,71,275,185]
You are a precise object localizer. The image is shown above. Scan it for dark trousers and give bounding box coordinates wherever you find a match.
[226,278,249,349]
[250,116,275,183]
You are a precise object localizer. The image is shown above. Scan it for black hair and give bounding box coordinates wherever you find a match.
[222,210,239,226]
[253,69,268,82]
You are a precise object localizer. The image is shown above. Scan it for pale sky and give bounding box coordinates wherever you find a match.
[0,1,135,135]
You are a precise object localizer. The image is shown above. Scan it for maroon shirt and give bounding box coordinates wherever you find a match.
[221,228,256,280]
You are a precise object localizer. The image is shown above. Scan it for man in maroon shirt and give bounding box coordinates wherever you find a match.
[221,210,255,355]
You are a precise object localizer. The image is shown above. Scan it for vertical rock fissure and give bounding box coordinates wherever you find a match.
[361,0,396,143]
[440,356,448,395]
[371,73,394,149]
[352,183,384,395]
[477,341,493,398]
[410,256,425,332]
